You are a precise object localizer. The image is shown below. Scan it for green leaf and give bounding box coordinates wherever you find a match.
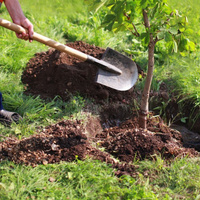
[188,41,196,51]
[179,37,188,51]
[151,3,159,19]
[184,28,194,35]
[157,31,165,40]
[145,33,150,45]
[140,31,150,46]
[106,0,115,7]
[94,0,108,12]
[117,11,124,24]
[168,27,178,35]
[140,32,147,40]
[173,39,178,53]
[105,21,115,31]
[112,23,126,32]
[102,14,116,26]
[0,183,6,189]
[178,37,195,51]
[168,41,174,53]
[111,1,124,14]
[179,27,185,32]
[140,0,147,9]
[162,3,172,15]
[181,117,188,123]
[132,39,141,44]
[86,0,107,12]
[164,32,173,42]
[180,16,188,26]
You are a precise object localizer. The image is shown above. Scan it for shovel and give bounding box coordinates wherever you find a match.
[0,18,138,91]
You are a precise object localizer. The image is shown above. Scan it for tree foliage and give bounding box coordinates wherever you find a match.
[86,0,195,128]
[86,0,195,53]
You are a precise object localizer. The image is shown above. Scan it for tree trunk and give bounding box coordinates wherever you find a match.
[139,9,155,129]
[139,39,155,129]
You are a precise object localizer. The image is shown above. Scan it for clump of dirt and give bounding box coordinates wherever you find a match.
[0,41,199,177]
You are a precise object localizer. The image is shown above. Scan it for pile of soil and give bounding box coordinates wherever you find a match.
[0,41,199,177]
[21,41,137,103]
[97,116,197,162]
[0,117,198,177]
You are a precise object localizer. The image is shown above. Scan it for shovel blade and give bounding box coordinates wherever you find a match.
[96,47,138,91]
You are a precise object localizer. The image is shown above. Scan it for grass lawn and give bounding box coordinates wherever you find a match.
[0,0,200,199]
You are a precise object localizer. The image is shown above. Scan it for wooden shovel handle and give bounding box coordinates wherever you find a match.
[0,18,88,61]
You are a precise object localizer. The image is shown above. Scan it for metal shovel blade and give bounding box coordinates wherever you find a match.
[96,47,138,91]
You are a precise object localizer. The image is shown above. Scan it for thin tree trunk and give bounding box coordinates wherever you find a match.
[139,10,155,129]
[139,39,155,128]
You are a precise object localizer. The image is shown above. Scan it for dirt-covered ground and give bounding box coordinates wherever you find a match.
[0,41,199,177]
[21,41,138,103]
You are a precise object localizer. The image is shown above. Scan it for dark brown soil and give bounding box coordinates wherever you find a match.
[0,41,199,177]
[0,117,198,177]
[21,41,137,103]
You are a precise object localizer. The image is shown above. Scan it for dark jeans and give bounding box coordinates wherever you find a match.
[0,92,3,110]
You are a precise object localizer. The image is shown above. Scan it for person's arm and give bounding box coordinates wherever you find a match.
[0,0,3,7]
[4,0,34,42]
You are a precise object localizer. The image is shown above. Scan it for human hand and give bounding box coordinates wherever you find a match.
[14,18,34,42]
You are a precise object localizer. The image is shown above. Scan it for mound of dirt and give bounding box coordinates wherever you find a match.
[97,117,198,162]
[0,119,137,176]
[21,41,137,103]
[0,41,199,177]
[0,120,88,166]
[0,117,198,177]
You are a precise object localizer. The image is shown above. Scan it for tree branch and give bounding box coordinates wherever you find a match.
[155,36,162,43]
[132,23,140,37]
[142,9,150,29]
[124,12,140,37]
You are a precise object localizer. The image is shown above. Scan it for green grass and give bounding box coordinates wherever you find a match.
[0,0,200,199]
[0,157,200,200]
[0,159,157,200]
[135,156,200,199]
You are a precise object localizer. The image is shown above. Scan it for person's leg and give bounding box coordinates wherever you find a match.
[0,92,4,110]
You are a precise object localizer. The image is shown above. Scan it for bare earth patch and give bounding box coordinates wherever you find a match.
[0,41,199,177]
